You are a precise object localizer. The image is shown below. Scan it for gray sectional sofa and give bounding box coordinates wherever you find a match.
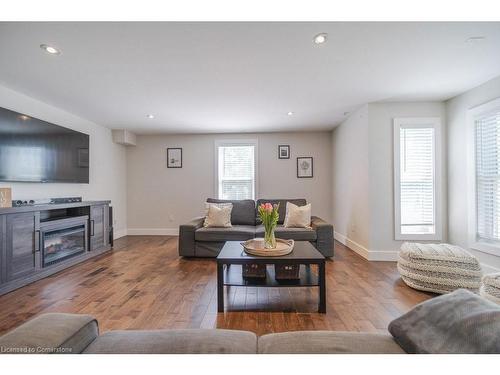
[2,290,499,354]
[178,198,334,258]
[0,312,403,354]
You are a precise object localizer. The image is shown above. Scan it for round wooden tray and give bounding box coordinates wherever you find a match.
[241,238,294,257]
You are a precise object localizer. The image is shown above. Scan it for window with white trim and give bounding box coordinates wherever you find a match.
[394,118,442,240]
[215,140,257,200]
[469,98,500,254]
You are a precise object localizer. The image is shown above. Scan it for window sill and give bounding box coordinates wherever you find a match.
[395,233,442,241]
[470,241,500,257]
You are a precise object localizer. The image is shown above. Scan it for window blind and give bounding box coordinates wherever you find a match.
[475,109,500,243]
[399,126,435,234]
[218,145,255,200]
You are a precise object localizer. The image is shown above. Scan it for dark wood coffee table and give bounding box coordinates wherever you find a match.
[216,241,326,313]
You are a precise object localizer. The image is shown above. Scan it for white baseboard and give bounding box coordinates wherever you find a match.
[113,228,128,240]
[334,231,398,261]
[127,228,179,236]
[481,262,500,274]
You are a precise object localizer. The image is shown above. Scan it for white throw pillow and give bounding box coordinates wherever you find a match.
[204,203,233,228]
[283,202,311,228]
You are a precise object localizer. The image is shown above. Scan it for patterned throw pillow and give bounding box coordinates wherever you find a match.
[283,202,312,228]
[203,203,233,228]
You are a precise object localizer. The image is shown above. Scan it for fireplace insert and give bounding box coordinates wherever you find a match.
[40,216,89,267]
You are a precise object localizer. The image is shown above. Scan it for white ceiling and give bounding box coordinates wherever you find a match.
[0,22,499,134]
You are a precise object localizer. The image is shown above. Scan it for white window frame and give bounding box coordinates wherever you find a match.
[214,139,258,200]
[393,117,442,241]
[467,97,500,256]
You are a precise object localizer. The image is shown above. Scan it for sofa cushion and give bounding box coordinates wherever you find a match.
[258,331,405,354]
[207,198,255,225]
[195,225,255,242]
[255,225,317,241]
[256,199,307,224]
[388,289,500,353]
[0,313,98,354]
[84,329,257,354]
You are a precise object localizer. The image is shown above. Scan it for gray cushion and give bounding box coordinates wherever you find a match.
[258,331,405,354]
[195,225,255,242]
[207,198,256,225]
[0,313,98,354]
[84,329,257,354]
[255,224,317,241]
[388,289,500,353]
[256,199,307,224]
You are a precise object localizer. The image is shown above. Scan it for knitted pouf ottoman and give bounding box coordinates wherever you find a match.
[398,242,482,294]
[480,273,500,304]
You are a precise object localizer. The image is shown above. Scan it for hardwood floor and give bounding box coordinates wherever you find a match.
[0,236,433,336]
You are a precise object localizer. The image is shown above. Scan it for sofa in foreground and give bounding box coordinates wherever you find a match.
[1,290,499,354]
[179,198,334,258]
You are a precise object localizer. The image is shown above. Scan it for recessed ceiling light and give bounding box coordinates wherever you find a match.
[313,33,328,45]
[146,114,155,119]
[40,44,61,55]
[466,36,486,43]
[18,115,30,121]
[287,111,294,116]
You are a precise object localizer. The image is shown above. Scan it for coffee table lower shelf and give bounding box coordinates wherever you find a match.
[223,264,318,287]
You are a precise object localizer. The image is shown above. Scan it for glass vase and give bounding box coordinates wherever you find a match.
[264,226,277,249]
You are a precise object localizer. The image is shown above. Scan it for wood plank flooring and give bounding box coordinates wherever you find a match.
[0,236,433,336]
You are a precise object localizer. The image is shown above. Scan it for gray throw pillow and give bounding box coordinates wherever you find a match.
[388,289,500,353]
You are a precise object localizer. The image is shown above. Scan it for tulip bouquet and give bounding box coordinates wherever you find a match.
[258,202,280,249]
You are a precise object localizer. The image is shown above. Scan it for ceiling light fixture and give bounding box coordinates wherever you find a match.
[466,36,486,43]
[40,44,61,55]
[146,114,155,119]
[313,33,328,45]
[287,111,294,116]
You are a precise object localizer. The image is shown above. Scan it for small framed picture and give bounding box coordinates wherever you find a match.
[278,145,290,159]
[297,157,313,178]
[0,187,12,208]
[167,148,182,168]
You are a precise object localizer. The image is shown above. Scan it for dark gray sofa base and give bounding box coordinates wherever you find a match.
[179,199,334,258]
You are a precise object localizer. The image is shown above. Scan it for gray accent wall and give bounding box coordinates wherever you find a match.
[126,132,333,233]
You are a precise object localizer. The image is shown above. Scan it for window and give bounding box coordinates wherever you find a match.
[394,118,442,240]
[215,140,257,200]
[468,98,500,255]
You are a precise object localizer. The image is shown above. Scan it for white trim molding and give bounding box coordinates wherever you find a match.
[113,228,128,240]
[467,97,500,257]
[214,139,259,200]
[393,117,443,241]
[127,228,179,236]
[334,231,398,261]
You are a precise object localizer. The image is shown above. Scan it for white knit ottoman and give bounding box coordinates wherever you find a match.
[398,243,482,294]
[480,273,500,304]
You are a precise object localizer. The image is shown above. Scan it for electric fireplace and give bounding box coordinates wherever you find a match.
[40,216,89,267]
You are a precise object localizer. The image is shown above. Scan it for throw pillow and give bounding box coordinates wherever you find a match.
[203,203,233,228]
[283,202,311,228]
[388,289,500,353]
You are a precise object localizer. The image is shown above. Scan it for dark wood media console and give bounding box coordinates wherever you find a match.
[0,200,112,296]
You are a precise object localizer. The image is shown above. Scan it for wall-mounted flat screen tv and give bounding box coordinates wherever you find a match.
[0,106,89,183]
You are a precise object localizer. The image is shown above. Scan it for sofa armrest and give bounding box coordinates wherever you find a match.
[178,216,205,256]
[0,313,98,354]
[311,216,334,257]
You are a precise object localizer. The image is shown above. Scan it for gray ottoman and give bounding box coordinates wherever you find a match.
[480,273,500,304]
[398,242,482,294]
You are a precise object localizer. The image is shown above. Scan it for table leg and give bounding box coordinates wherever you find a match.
[217,262,224,312]
[318,261,326,313]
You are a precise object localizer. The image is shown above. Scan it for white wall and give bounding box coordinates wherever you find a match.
[368,102,447,257]
[331,101,446,260]
[447,75,500,271]
[331,105,370,250]
[126,132,332,233]
[0,85,128,238]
